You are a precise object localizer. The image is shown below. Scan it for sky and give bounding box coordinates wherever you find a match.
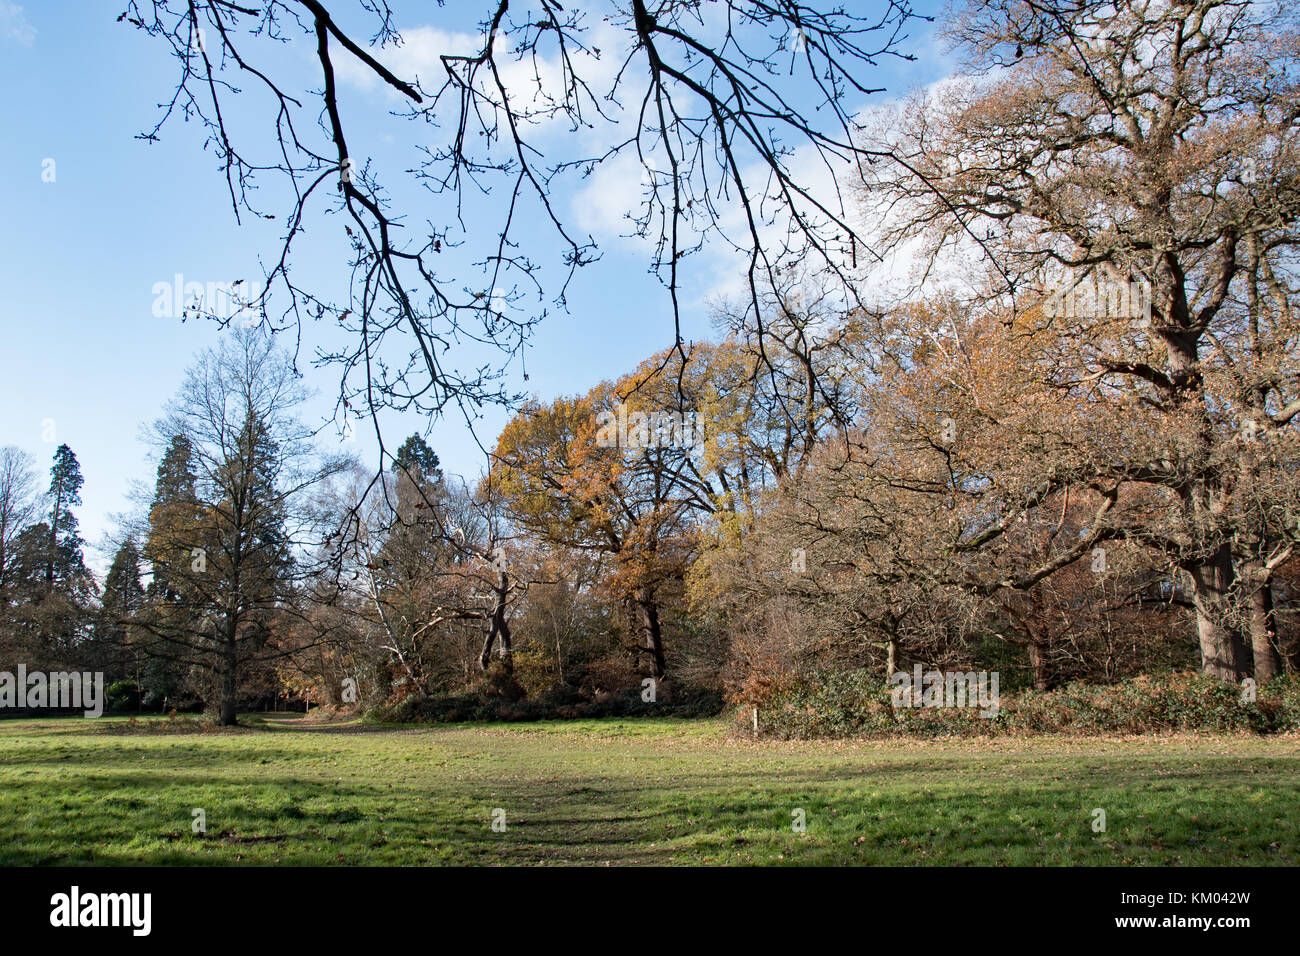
[0,0,954,573]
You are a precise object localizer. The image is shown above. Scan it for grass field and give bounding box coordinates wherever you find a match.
[1,714,1298,865]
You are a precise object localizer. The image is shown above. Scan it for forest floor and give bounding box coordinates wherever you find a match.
[1,714,1297,865]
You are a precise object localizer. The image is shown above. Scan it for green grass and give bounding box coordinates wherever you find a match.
[1,714,1297,865]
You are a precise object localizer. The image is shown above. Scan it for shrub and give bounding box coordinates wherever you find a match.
[367,675,724,724]
[105,680,142,713]
[737,669,1300,739]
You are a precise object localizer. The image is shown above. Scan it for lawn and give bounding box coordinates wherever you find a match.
[1,714,1297,865]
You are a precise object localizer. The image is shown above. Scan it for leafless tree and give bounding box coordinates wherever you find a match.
[0,447,40,597]
[120,0,925,479]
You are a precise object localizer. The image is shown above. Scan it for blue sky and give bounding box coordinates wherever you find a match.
[0,0,952,571]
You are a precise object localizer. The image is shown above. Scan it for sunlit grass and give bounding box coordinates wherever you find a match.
[1,714,1296,865]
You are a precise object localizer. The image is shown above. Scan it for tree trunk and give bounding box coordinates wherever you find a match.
[479,570,513,673]
[1027,637,1050,692]
[217,615,239,726]
[1186,546,1248,681]
[1248,577,1280,684]
[1161,300,1248,682]
[630,586,666,679]
[324,668,342,706]
[478,612,513,672]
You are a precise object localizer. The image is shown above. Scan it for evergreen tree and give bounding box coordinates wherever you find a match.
[44,444,88,586]
[4,446,99,658]
[96,537,145,680]
[392,435,441,485]
[138,435,205,708]
[145,434,200,604]
[145,330,346,723]
[103,537,145,620]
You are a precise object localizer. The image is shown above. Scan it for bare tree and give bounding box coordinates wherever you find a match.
[119,0,924,476]
[0,447,40,598]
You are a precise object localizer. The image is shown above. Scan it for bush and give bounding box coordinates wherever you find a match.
[738,669,1300,739]
[1261,675,1300,732]
[367,675,724,724]
[105,680,142,713]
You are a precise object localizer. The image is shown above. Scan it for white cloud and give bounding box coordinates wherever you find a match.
[0,2,35,46]
[332,26,478,93]
[336,13,974,320]
[571,149,656,242]
[693,66,1009,313]
[334,20,625,133]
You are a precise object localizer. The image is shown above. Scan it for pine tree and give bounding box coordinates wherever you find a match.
[138,435,205,708]
[45,444,87,586]
[392,434,441,485]
[145,330,346,723]
[103,537,145,621]
[96,537,145,680]
[7,446,99,658]
[145,434,200,604]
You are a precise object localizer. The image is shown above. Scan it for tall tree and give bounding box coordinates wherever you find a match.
[140,329,348,724]
[44,444,87,587]
[861,0,1300,680]
[5,445,99,658]
[145,433,202,602]
[137,434,205,707]
[392,435,442,486]
[96,537,146,679]
[0,447,39,598]
[492,345,731,678]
